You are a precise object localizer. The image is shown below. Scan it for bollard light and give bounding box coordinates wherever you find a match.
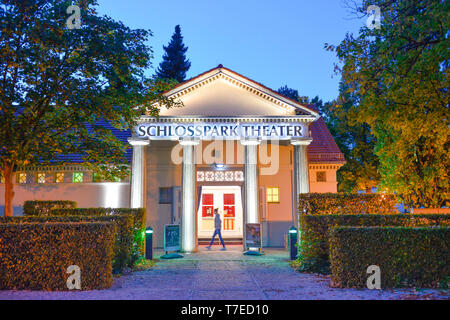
[145,227,153,260]
[288,226,298,261]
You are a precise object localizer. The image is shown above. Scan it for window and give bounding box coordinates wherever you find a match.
[223,194,235,217]
[92,172,102,183]
[55,173,65,183]
[159,187,173,204]
[18,173,27,184]
[267,187,280,203]
[93,172,121,183]
[201,193,214,217]
[72,172,83,183]
[37,173,46,184]
[0,173,4,183]
[316,171,327,182]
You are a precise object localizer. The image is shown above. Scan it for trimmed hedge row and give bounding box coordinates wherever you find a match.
[0,222,116,290]
[329,227,450,288]
[23,200,77,216]
[298,193,397,215]
[299,214,450,274]
[50,208,146,264]
[0,214,135,273]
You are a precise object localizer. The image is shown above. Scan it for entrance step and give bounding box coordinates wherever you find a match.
[198,238,243,245]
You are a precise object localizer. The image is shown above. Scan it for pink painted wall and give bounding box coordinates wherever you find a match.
[0,182,130,216]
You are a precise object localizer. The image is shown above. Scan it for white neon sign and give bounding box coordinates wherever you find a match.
[136,123,307,140]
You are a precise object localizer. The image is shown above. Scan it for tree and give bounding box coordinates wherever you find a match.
[277,82,380,193]
[313,89,380,193]
[277,85,309,104]
[0,0,181,216]
[155,25,191,82]
[328,0,449,207]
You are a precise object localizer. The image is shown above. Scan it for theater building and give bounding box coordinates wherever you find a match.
[0,66,345,251]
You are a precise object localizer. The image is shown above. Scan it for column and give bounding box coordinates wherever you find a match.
[291,138,312,217]
[180,139,199,253]
[241,139,261,224]
[128,138,149,208]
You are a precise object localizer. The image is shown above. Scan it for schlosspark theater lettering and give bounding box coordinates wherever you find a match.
[136,123,307,140]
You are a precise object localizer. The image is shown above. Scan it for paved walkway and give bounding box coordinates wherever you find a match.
[0,246,447,300]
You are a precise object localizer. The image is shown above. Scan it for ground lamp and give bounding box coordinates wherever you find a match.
[145,227,153,260]
[289,226,298,260]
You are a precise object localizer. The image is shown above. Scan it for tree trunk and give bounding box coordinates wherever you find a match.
[365,187,372,194]
[3,163,14,217]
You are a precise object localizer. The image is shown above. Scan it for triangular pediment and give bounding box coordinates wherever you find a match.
[154,66,319,118]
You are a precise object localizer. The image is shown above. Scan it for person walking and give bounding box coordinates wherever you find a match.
[206,209,226,250]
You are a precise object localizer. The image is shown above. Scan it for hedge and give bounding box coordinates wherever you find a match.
[0,214,134,274]
[329,227,450,288]
[298,214,450,274]
[0,222,116,290]
[23,200,77,216]
[49,208,146,263]
[298,193,397,215]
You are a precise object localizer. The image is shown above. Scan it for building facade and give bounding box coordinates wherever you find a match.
[0,66,345,250]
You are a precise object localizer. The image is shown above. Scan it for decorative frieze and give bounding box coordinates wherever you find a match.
[196,170,244,182]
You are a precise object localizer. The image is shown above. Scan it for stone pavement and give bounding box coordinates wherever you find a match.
[0,246,448,300]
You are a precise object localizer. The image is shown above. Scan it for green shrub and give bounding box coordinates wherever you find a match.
[0,222,116,290]
[23,200,77,216]
[0,215,134,274]
[329,227,450,288]
[298,214,450,274]
[50,207,146,268]
[298,193,397,215]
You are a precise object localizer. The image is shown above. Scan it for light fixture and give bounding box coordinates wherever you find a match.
[215,163,225,169]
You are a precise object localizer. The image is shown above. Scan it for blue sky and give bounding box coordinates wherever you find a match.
[96,0,364,102]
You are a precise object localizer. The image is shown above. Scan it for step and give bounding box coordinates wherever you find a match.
[198,238,243,245]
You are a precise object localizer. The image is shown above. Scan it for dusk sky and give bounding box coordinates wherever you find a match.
[96,0,365,102]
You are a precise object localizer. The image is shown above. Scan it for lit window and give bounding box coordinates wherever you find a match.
[72,172,83,183]
[197,171,205,181]
[267,187,280,203]
[214,171,224,181]
[93,172,121,182]
[92,172,102,183]
[205,171,214,181]
[18,173,27,184]
[225,171,234,181]
[55,173,65,183]
[234,171,244,181]
[316,171,327,182]
[37,173,46,184]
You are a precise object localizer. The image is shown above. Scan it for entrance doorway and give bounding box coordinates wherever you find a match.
[197,186,243,240]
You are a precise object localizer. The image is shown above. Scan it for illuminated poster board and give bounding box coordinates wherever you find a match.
[245,223,262,249]
[164,224,181,252]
